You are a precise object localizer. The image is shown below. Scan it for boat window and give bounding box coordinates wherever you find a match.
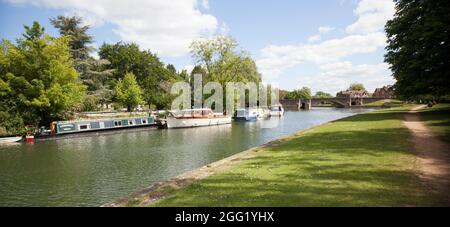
[114,121,122,127]
[182,110,193,117]
[129,120,134,125]
[142,119,147,124]
[193,110,203,117]
[79,125,89,130]
[203,110,213,115]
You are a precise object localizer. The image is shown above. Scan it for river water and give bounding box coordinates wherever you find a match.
[0,108,374,206]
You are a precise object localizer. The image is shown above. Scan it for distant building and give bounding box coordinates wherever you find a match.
[337,90,371,98]
[373,86,394,99]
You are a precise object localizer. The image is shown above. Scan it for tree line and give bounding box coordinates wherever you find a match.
[0,16,262,136]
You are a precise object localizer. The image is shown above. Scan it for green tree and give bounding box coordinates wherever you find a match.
[314,91,333,98]
[0,22,86,128]
[115,72,143,112]
[190,36,262,112]
[349,83,366,91]
[50,15,94,61]
[286,87,312,100]
[99,42,178,109]
[190,36,261,85]
[385,0,450,99]
[51,15,114,110]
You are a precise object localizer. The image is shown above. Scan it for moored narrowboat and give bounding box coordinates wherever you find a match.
[50,116,156,135]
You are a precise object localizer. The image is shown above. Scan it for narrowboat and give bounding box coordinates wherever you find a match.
[0,136,23,144]
[270,105,285,117]
[165,109,232,129]
[50,116,155,135]
[234,109,258,121]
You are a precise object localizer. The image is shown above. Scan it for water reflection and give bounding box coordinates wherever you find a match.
[0,108,375,206]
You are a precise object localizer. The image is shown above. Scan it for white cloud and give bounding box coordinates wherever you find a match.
[257,32,387,76]
[318,26,335,34]
[307,35,321,43]
[293,62,394,95]
[257,0,395,92]
[200,0,209,10]
[5,0,219,57]
[346,0,395,34]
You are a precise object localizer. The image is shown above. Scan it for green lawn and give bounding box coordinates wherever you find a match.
[417,104,450,144]
[144,106,447,207]
[364,99,405,108]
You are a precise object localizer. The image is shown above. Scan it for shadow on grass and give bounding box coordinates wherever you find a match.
[153,108,447,207]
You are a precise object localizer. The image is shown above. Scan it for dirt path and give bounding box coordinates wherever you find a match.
[404,105,450,204]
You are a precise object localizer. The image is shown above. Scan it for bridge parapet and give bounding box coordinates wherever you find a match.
[281,98,387,109]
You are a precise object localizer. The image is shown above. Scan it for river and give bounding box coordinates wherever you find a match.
[0,108,375,206]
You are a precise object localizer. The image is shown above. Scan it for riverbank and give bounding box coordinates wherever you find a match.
[110,105,449,207]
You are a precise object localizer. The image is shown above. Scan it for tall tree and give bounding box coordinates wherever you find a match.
[190,36,261,86]
[349,83,366,91]
[51,15,114,110]
[0,21,85,128]
[314,91,333,99]
[99,42,178,109]
[286,87,312,100]
[115,72,144,112]
[190,36,262,112]
[50,16,94,61]
[385,0,450,99]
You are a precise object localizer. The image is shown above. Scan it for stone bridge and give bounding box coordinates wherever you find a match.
[280,98,386,110]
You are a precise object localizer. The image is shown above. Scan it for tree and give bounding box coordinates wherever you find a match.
[99,42,178,109]
[0,22,86,128]
[349,83,366,91]
[286,87,312,100]
[50,15,94,61]
[115,72,143,112]
[190,36,262,112]
[314,91,333,98]
[385,0,450,99]
[190,36,261,86]
[51,15,114,110]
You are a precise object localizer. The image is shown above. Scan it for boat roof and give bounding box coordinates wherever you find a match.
[56,116,151,124]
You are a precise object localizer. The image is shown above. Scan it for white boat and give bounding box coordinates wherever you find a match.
[0,136,23,144]
[234,109,259,121]
[269,105,285,117]
[257,108,271,119]
[166,109,232,129]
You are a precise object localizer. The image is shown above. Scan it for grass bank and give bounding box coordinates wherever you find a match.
[363,99,405,108]
[127,106,447,207]
[417,104,450,144]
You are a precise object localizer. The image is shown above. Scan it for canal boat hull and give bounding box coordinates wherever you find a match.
[166,117,232,129]
[0,136,23,144]
[234,116,258,121]
[52,116,156,135]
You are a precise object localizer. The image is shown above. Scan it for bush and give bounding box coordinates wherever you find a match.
[0,111,25,136]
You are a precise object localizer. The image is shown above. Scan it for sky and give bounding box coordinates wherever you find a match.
[0,0,397,95]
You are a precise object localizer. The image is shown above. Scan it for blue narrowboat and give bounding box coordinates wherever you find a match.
[50,116,155,135]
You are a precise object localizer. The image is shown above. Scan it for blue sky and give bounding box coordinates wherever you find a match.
[0,0,396,95]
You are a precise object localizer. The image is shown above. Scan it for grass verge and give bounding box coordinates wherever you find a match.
[127,106,446,207]
[417,104,450,144]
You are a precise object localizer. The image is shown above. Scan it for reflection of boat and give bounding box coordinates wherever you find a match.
[270,105,285,117]
[0,136,22,144]
[234,109,258,121]
[49,116,156,135]
[166,109,232,129]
